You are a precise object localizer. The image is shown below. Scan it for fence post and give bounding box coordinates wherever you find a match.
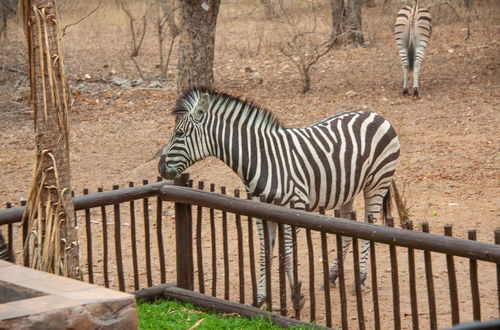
[174,173,194,290]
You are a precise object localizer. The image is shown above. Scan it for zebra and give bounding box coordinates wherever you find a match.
[0,231,13,261]
[394,2,432,97]
[158,88,400,308]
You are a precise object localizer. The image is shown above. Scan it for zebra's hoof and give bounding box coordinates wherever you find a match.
[412,88,420,98]
[401,88,409,96]
[350,282,367,296]
[292,293,306,311]
[252,298,266,309]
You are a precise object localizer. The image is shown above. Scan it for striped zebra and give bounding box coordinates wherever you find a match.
[394,2,432,97]
[0,231,13,261]
[158,88,400,308]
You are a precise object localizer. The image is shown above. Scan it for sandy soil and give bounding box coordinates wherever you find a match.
[0,1,499,328]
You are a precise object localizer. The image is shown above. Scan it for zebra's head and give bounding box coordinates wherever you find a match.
[158,89,212,180]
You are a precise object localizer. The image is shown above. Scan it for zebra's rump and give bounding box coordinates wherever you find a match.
[394,5,432,69]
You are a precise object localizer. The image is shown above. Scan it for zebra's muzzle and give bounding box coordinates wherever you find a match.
[158,154,179,180]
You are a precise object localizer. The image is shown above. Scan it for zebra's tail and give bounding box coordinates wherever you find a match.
[382,185,392,224]
[407,42,415,72]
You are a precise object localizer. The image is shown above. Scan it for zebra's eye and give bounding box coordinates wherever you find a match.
[174,130,184,138]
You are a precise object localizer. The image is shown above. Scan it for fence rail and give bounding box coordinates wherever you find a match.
[1,174,499,329]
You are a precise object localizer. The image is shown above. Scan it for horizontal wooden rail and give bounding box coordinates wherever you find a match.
[0,181,170,225]
[159,185,500,263]
[134,283,324,329]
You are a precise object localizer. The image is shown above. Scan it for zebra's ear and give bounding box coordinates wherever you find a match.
[193,93,210,120]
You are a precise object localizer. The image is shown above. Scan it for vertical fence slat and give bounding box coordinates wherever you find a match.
[406,221,419,330]
[6,202,14,263]
[235,189,245,304]
[422,222,437,330]
[496,230,500,318]
[196,181,205,294]
[262,217,272,311]
[278,221,287,316]
[350,211,365,330]
[156,177,166,284]
[113,184,125,292]
[468,229,481,321]
[247,192,258,306]
[334,208,348,330]
[367,215,380,330]
[98,188,109,288]
[174,174,193,290]
[83,188,93,284]
[291,223,300,320]
[306,227,316,323]
[128,182,140,291]
[210,183,217,297]
[21,199,28,266]
[319,206,332,328]
[142,179,153,287]
[444,224,460,326]
[275,198,286,316]
[387,217,401,330]
[221,186,230,300]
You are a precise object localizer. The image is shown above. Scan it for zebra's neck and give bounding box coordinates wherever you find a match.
[202,94,283,189]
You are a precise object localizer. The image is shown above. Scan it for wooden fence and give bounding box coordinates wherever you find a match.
[1,173,499,329]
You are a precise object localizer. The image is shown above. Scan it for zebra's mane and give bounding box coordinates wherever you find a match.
[172,87,283,128]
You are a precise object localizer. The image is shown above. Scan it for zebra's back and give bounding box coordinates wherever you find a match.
[269,110,400,211]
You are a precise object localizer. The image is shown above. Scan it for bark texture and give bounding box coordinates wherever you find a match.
[177,0,221,92]
[21,0,80,279]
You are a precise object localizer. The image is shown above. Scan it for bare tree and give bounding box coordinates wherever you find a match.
[117,0,151,77]
[346,0,364,45]
[328,0,365,46]
[21,0,80,279]
[328,0,345,47]
[155,0,179,78]
[177,0,221,91]
[0,0,18,42]
[273,1,334,93]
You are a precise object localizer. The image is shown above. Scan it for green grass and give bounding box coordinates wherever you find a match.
[137,299,287,330]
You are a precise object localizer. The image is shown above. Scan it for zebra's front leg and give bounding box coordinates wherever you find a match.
[254,218,277,308]
[284,225,305,311]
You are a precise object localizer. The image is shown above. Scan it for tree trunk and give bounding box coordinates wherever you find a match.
[328,0,345,46]
[346,0,364,45]
[21,0,80,279]
[177,0,221,92]
[365,0,375,8]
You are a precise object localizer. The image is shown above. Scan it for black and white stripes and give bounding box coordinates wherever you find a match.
[159,88,400,307]
[395,3,432,97]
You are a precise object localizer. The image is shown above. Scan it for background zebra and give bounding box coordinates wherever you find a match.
[158,88,400,308]
[394,2,432,97]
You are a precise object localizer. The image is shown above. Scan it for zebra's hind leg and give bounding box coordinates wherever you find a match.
[401,63,410,96]
[328,201,354,287]
[254,218,277,308]
[412,47,426,98]
[350,182,393,295]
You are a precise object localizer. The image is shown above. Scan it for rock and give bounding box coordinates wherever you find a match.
[147,81,164,88]
[345,90,357,97]
[131,79,143,87]
[112,77,131,88]
[448,48,454,54]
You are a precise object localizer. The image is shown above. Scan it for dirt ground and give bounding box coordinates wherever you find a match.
[0,1,499,328]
